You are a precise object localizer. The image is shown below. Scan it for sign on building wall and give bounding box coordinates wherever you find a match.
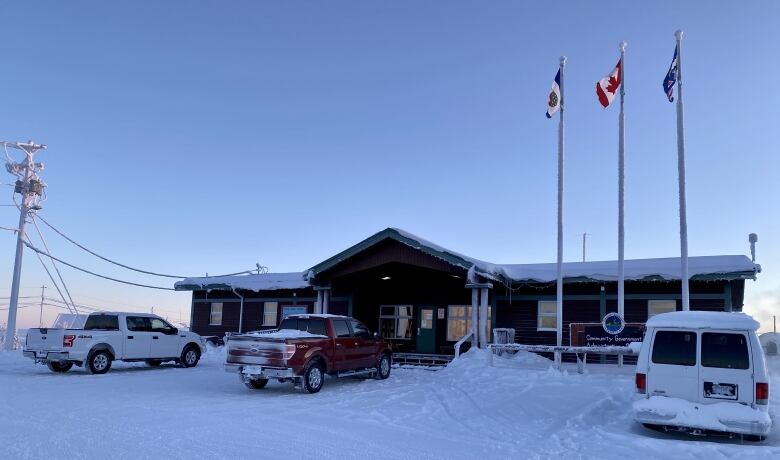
[570,321,645,347]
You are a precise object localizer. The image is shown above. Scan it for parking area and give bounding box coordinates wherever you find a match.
[0,348,777,459]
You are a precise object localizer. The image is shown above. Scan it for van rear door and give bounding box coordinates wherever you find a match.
[698,331,754,405]
[647,329,698,401]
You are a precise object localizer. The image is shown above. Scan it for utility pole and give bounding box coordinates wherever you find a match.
[38,285,46,328]
[582,233,588,262]
[3,140,46,351]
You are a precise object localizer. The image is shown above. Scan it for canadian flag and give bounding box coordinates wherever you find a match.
[596,59,622,108]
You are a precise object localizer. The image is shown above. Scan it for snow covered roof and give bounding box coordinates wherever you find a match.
[177,228,760,291]
[308,228,759,286]
[646,311,760,331]
[174,272,310,292]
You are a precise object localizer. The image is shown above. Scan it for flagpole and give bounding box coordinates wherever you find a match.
[555,55,566,369]
[618,41,626,367]
[675,30,690,311]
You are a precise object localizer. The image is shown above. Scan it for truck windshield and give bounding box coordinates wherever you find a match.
[279,318,326,336]
[84,314,119,331]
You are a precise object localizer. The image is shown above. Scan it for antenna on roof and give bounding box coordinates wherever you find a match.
[749,233,758,263]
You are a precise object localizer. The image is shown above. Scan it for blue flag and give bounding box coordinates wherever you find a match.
[663,46,678,102]
[546,70,561,118]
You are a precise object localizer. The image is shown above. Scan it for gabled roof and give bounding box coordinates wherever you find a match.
[307,228,760,285]
[174,227,761,291]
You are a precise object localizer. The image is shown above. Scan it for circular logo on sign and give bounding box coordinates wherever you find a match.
[602,312,625,335]
[548,92,558,108]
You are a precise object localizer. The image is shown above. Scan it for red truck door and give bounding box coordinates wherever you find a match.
[332,319,358,371]
[348,319,377,368]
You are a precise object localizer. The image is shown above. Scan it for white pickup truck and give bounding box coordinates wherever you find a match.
[23,312,205,374]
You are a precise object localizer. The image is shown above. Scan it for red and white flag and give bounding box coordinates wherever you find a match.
[596,59,622,108]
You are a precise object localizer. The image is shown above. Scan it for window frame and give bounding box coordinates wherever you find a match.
[262,301,279,327]
[701,331,750,370]
[379,305,413,340]
[648,299,677,319]
[537,300,558,332]
[445,305,493,342]
[209,302,223,326]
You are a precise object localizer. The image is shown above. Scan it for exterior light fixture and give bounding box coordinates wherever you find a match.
[381,276,391,281]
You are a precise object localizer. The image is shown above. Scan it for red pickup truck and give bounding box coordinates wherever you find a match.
[224,314,392,393]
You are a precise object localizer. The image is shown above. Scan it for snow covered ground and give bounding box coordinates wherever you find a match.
[0,348,777,460]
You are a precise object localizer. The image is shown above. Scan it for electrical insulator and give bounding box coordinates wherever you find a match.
[29,179,43,196]
[14,180,24,194]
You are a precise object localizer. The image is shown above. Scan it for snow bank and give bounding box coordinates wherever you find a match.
[647,311,760,330]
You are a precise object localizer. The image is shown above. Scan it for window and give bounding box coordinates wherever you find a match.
[209,303,223,326]
[84,314,119,331]
[537,301,558,331]
[278,317,327,336]
[333,320,351,338]
[151,318,175,334]
[126,316,151,332]
[648,300,676,318]
[701,332,749,369]
[379,305,414,340]
[349,319,371,339]
[263,302,278,326]
[652,330,697,366]
[446,305,492,342]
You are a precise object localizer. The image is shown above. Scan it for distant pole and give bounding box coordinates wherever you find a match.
[38,285,46,328]
[555,55,566,368]
[582,233,587,262]
[675,30,690,312]
[617,41,627,367]
[3,140,46,350]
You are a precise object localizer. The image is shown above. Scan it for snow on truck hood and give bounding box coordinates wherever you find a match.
[646,311,760,331]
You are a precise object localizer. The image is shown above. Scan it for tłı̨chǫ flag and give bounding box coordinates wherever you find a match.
[546,69,561,118]
[662,46,678,102]
[596,59,622,108]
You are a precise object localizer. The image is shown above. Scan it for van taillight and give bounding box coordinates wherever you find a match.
[284,344,296,360]
[63,335,76,347]
[635,373,646,394]
[756,382,769,405]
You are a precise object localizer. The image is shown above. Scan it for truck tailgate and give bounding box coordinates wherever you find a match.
[25,328,73,352]
[226,335,290,367]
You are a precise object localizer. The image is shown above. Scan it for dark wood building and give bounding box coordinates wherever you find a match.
[176,228,760,356]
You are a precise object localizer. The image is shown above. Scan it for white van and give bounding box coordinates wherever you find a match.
[633,311,770,439]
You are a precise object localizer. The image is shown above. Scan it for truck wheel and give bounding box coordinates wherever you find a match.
[302,360,324,394]
[145,360,162,367]
[87,350,113,374]
[180,345,200,368]
[241,375,269,389]
[374,353,391,380]
[47,361,73,373]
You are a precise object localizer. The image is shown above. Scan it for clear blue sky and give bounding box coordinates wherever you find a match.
[1,1,778,331]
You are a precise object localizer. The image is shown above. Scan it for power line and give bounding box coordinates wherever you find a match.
[34,213,254,279]
[22,240,175,291]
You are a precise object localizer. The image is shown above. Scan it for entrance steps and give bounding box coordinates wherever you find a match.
[392,353,453,368]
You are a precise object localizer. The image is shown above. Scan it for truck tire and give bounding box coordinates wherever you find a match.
[180,345,200,368]
[145,360,162,367]
[374,353,391,380]
[86,350,113,374]
[47,361,73,373]
[241,375,269,390]
[302,360,324,394]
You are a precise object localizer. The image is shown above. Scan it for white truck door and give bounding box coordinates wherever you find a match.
[698,331,754,405]
[647,329,699,401]
[150,317,180,358]
[124,316,153,359]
